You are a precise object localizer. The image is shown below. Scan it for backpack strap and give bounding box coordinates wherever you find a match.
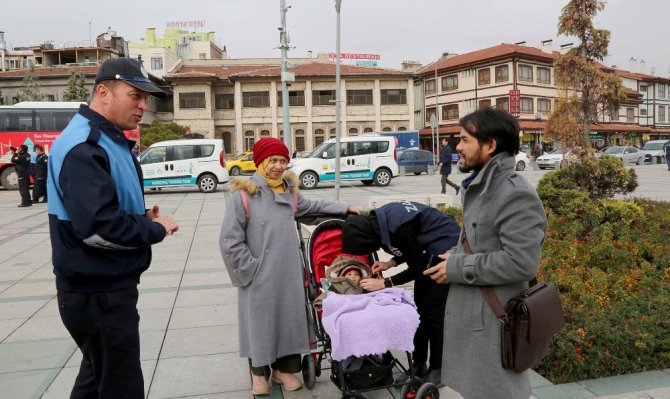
[239,188,298,223]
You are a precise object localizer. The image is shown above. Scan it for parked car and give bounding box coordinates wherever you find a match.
[640,140,669,163]
[139,139,229,193]
[536,148,573,169]
[226,152,256,176]
[397,148,434,175]
[451,152,529,171]
[601,146,643,165]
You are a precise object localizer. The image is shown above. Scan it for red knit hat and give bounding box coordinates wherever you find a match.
[253,138,290,167]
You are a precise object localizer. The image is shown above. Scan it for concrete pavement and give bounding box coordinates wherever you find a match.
[0,163,669,398]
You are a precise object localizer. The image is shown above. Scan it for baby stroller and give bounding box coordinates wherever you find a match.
[296,215,440,399]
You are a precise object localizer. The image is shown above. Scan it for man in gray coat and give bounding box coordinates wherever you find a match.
[425,108,547,399]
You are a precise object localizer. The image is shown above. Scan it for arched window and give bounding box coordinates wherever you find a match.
[295,129,305,151]
[348,128,358,136]
[260,129,270,137]
[329,128,335,139]
[314,129,325,147]
[244,130,255,152]
[363,127,373,133]
[382,127,392,132]
[398,127,406,131]
[279,130,284,141]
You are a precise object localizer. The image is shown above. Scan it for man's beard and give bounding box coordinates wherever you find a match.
[457,148,487,173]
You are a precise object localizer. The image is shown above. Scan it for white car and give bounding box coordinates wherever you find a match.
[514,152,530,171]
[601,146,643,165]
[536,149,572,170]
[640,140,669,163]
[139,139,229,192]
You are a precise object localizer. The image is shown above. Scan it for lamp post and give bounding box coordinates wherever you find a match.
[279,0,293,153]
[433,52,448,170]
[334,0,342,200]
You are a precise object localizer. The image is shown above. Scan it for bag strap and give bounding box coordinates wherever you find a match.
[460,231,508,321]
[239,188,298,223]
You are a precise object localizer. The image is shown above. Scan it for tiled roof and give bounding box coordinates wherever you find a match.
[591,123,651,132]
[0,65,99,78]
[418,43,558,75]
[167,62,410,81]
[614,69,670,84]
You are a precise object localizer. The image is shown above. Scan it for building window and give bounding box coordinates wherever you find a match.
[199,53,207,59]
[242,91,270,108]
[348,128,359,136]
[364,127,374,132]
[314,129,325,146]
[347,90,373,105]
[495,65,509,83]
[442,75,458,91]
[611,108,620,120]
[496,97,509,112]
[537,67,551,84]
[478,99,491,109]
[442,104,459,120]
[214,94,234,109]
[639,109,646,116]
[379,127,390,132]
[277,91,305,106]
[520,97,534,114]
[640,85,647,92]
[426,107,437,123]
[329,128,335,138]
[151,57,163,70]
[626,108,634,122]
[244,131,255,151]
[659,84,666,99]
[518,64,533,82]
[45,94,56,102]
[179,92,206,109]
[425,79,436,94]
[537,98,551,113]
[222,131,232,154]
[659,106,666,122]
[478,68,491,86]
[381,89,407,105]
[260,129,270,137]
[398,126,406,131]
[295,129,305,151]
[312,90,335,106]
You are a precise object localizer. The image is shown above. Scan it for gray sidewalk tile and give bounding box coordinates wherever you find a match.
[4,315,70,342]
[591,392,655,399]
[185,258,227,269]
[646,387,670,398]
[579,371,670,396]
[0,281,55,298]
[32,297,60,318]
[530,369,556,388]
[532,382,597,399]
[137,291,179,310]
[0,368,61,399]
[149,353,249,398]
[139,273,184,290]
[0,299,48,320]
[168,304,238,329]
[161,325,238,358]
[139,308,173,331]
[180,270,228,287]
[174,287,237,308]
[0,337,76,373]
[66,330,165,367]
[0,318,24,341]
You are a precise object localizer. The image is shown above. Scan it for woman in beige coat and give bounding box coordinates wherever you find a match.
[220,138,357,395]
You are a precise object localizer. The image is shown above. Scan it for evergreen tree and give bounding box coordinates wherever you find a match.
[141,120,188,147]
[550,0,626,151]
[17,67,43,102]
[63,70,89,102]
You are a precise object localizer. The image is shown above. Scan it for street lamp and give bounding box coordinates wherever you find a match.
[432,52,448,170]
[334,0,342,200]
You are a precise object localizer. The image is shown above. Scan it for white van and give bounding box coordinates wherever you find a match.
[288,135,398,189]
[139,139,229,192]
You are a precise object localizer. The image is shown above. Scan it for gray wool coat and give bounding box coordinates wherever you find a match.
[220,172,348,367]
[442,153,547,399]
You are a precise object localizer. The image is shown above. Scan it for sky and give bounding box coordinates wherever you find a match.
[2,0,670,76]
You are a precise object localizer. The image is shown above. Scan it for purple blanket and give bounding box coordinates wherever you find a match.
[322,288,420,361]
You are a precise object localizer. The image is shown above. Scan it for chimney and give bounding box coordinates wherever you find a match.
[559,43,573,55]
[639,59,646,74]
[540,39,553,54]
[401,60,422,72]
[146,27,156,45]
[629,57,638,73]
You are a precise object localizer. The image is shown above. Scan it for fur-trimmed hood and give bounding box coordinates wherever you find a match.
[229,171,300,195]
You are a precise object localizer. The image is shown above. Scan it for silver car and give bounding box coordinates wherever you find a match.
[602,146,643,165]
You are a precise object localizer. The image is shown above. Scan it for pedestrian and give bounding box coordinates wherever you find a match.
[220,137,358,396]
[424,108,547,399]
[665,140,670,171]
[32,145,48,203]
[11,144,32,207]
[437,138,459,194]
[341,200,460,386]
[47,58,178,398]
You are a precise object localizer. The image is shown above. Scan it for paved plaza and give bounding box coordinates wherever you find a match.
[0,164,669,398]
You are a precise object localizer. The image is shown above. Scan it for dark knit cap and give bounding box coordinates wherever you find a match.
[252,137,290,167]
[341,215,382,255]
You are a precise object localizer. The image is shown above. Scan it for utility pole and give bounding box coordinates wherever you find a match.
[333,0,343,200]
[279,0,293,153]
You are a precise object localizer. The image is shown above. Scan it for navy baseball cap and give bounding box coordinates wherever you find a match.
[95,58,166,98]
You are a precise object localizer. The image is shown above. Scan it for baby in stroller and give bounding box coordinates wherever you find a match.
[313,256,375,311]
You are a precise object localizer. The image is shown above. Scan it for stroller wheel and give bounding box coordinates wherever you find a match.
[302,354,316,389]
[400,379,422,398]
[344,394,367,399]
[417,382,440,399]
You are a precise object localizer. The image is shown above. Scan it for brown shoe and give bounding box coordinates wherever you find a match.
[251,374,270,396]
[271,370,303,391]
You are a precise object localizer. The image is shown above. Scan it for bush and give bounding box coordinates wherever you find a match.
[141,120,188,148]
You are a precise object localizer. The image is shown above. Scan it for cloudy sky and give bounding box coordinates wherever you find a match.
[3,0,669,75]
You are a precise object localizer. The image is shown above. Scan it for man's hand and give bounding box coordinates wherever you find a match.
[424,253,450,284]
[360,278,384,292]
[154,215,179,236]
[146,205,160,220]
[371,259,396,274]
[347,206,360,215]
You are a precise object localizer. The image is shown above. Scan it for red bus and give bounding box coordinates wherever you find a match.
[0,102,140,190]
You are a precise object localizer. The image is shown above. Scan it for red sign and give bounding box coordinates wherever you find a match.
[327,53,380,60]
[509,89,521,117]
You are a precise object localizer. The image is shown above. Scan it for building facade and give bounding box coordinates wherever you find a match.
[164,59,414,155]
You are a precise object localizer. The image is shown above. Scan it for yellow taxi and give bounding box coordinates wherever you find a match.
[226,152,256,176]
